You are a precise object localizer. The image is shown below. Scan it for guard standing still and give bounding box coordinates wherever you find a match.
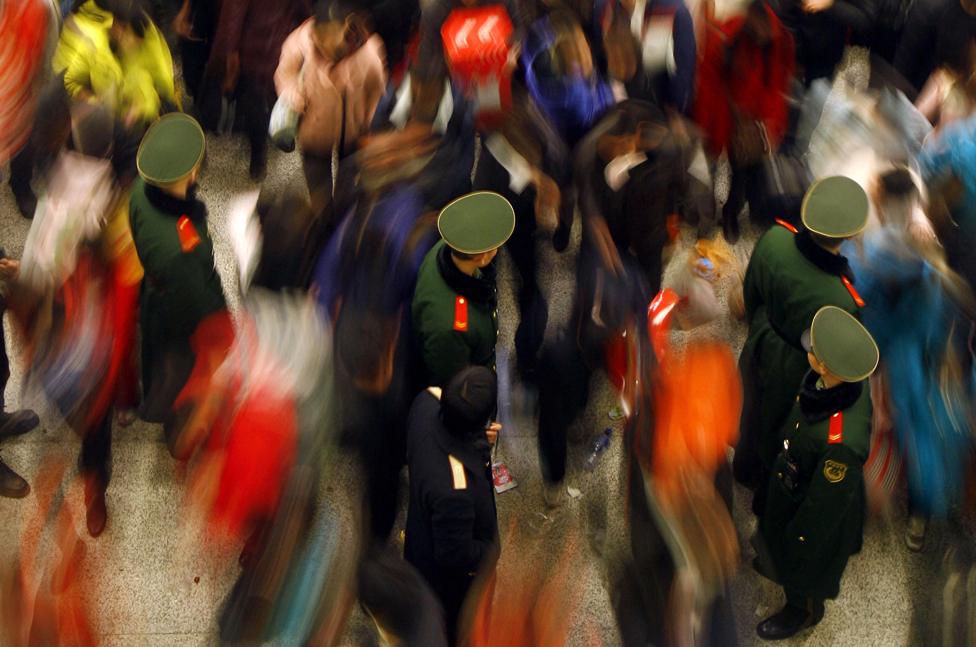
[129,113,226,434]
[754,305,879,640]
[411,191,515,386]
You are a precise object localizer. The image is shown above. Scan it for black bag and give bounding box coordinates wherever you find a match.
[751,152,811,227]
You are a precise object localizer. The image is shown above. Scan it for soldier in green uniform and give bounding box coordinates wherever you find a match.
[753,305,878,640]
[129,113,225,429]
[411,191,515,386]
[733,176,870,514]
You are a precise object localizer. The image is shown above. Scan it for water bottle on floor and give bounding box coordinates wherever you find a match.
[584,428,613,471]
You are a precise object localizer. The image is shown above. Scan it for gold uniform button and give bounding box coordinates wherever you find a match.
[795,422,800,430]
[798,536,805,542]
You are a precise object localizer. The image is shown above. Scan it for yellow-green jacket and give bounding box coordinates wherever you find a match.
[53,0,177,123]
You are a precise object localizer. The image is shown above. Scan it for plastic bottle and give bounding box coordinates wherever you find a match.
[584,428,613,471]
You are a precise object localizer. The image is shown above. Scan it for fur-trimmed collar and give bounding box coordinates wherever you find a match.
[436,242,497,306]
[799,370,863,423]
[795,230,853,280]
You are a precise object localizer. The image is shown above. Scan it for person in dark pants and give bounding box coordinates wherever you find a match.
[775,0,877,85]
[893,0,976,99]
[754,306,878,640]
[0,253,42,499]
[404,366,500,645]
[694,0,795,243]
[208,0,309,179]
[357,546,449,647]
[172,0,218,102]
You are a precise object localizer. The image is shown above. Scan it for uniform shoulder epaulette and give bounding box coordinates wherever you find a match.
[840,275,866,307]
[827,411,843,444]
[176,215,201,253]
[775,218,798,234]
[448,454,467,489]
[453,295,468,332]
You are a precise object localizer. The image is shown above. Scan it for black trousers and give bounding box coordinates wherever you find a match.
[473,152,548,374]
[722,157,763,231]
[79,412,112,490]
[237,75,273,164]
[0,288,9,406]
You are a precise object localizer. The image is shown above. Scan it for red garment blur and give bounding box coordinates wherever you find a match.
[175,312,298,541]
[208,385,297,540]
[84,265,140,430]
[2,456,96,647]
[0,0,49,164]
[693,5,795,157]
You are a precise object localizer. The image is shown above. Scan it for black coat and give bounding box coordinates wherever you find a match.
[404,389,498,633]
[893,0,976,97]
[369,77,476,211]
[776,0,877,83]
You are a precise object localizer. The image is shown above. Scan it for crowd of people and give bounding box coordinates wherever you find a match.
[1,0,976,644]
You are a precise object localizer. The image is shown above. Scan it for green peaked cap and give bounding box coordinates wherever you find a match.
[137,113,206,185]
[801,176,869,238]
[802,305,879,382]
[437,191,516,254]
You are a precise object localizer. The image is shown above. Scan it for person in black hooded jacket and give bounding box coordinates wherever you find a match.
[776,0,877,84]
[404,366,500,645]
[893,0,976,98]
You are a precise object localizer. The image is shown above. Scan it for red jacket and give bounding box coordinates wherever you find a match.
[693,5,795,157]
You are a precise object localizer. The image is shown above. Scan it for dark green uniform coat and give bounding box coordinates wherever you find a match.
[129,178,225,419]
[736,224,863,481]
[757,371,871,600]
[411,240,498,386]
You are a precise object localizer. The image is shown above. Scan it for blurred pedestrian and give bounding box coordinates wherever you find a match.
[776,0,876,85]
[694,0,795,243]
[207,0,309,179]
[0,253,41,499]
[275,0,386,213]
[894,0,976,100]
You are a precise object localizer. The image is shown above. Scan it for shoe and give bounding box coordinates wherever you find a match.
[756,601,824,641]
[13,190,37,220]
[543,481,565,509]
[906,514,927,552]
[85,483,108,538]
[552,222,571,252]
[249,150,267,182]
[722,214,740,245]
[0,409,40,439]
[0,456,29,498]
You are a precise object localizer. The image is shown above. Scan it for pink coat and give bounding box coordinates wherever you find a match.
[275,20,386,156]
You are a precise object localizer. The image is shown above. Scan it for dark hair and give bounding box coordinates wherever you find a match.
[879,166,918,200]
[809,231,845,250]
[450,249,476,261]
[357,547,444,641]
[251,184,316,291]
[313,0,367,25]
[441,366,497,433]
[95,0,151,37]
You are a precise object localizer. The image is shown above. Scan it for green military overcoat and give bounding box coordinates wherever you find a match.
[411,241,498,386]
[738,224,863,476]
[129,178,225,418]
[757,372,871,600]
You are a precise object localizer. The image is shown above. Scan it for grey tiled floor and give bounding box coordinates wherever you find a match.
[0,129,936,646]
